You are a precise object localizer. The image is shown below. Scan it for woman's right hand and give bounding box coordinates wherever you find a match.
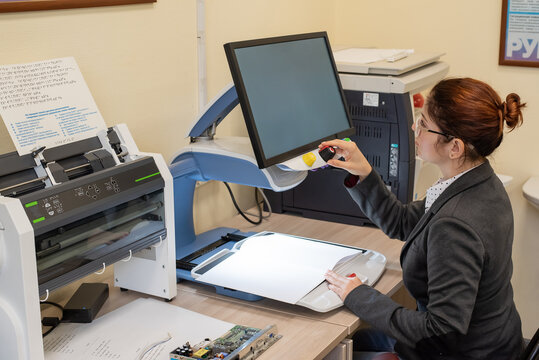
[319,139,372,180]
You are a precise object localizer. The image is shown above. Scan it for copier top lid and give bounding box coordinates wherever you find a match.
[333,47,444,76]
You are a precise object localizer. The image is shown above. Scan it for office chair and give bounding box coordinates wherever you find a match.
[521,328,539,360]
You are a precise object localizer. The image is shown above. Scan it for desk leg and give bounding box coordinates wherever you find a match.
[324,338,353,360]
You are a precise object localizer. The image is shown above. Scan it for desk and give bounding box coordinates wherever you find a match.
[45,211,405,360]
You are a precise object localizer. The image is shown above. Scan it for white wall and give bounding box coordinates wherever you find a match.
[334,0,539,338]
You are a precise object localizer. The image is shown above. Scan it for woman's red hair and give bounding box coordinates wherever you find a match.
[426,78,524,159]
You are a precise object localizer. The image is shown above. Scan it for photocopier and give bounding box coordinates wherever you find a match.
[265,50,449,226]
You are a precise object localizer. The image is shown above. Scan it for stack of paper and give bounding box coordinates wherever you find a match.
[333,48,414,64]
[0,57,107,155]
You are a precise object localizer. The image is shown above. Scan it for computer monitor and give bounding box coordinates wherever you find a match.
[224,32,354,169]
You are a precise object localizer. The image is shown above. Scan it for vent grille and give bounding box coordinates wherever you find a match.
[349,104,387,119]
[366,155,381,168]
[356,123,384,139]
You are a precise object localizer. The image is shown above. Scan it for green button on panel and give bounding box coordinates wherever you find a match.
[25,201,38,208]
[32,217,45,224]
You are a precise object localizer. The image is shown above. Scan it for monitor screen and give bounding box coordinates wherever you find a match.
[224,32,354,169]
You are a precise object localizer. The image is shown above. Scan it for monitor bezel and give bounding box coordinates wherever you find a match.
[224,31,354,169]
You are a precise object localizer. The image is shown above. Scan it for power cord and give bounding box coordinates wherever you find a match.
[40,301,64,337]
[223,182,271,225]
[244,187,272,219]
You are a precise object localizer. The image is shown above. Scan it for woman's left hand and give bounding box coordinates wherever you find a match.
[325,270,363,301]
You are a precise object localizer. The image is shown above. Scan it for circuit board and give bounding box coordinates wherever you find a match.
[169,324,281,360]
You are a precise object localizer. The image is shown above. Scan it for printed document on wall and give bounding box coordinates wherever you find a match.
[0,57,107,155]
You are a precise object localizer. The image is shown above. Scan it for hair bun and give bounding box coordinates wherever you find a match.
[503,93,525,130]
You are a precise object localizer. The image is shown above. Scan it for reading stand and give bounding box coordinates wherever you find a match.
[169,32,385,310]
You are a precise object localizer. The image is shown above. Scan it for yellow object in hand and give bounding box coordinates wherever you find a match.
[302,152,316,167]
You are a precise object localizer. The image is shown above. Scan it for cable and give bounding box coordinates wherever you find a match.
[248,187,272,218]
[40,301,64,337]
[41,301,63,311]
[223,182,262,225]
[137,332,172,360]
[244,187,272,219]
[259,187,272,216]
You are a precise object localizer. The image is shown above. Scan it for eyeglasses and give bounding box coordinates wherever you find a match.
[414,116,453,139]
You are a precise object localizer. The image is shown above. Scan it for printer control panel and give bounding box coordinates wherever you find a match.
[74,176,120,202]
[20,157,163,232]
[26,175,124,223]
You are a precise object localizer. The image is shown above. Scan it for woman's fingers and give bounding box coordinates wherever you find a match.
[327,283,343,298]
[325,270,347,287]
[319,139,372,179]
[320,139,354,152]
[327,158,350,170]
[325,270,363,301]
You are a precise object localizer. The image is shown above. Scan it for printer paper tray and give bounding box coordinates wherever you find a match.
[38,228,166,295]
[36,188,168,295]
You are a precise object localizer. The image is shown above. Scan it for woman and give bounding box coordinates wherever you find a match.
[322,78,525,360]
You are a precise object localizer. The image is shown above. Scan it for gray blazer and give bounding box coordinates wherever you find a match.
[343,161,523,360]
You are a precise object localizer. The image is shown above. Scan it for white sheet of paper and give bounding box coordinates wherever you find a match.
[334,48,414,64]
[196,232,360,304]
[43,298,234,360]
[0,57,107,155]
